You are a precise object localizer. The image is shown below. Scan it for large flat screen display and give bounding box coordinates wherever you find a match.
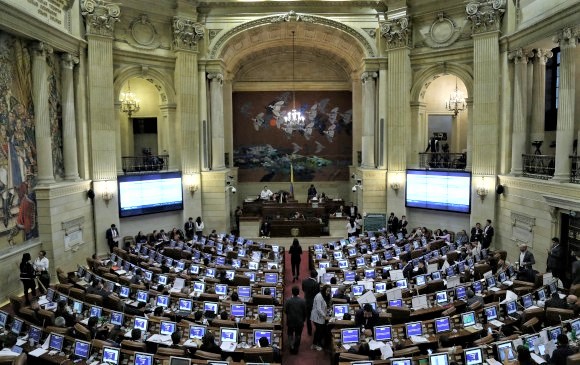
[405,170,471,213]
[118,172,183,217]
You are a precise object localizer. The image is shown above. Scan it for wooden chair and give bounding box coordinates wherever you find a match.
[192,350,222,361]
[339,353,370,361]
[57,267,70,284]
[85,293,104,306]
[252,294,274,305]
[232,274,251,287]
[91,339,110,351]
[156,347,185,358]
[38,308,55,326]
[546,308,575,326]
[473,334,494,346]
[567,352,580,365]
[441,306,456,317]
[74,323,92,341]
[394,346,421,357]
[521,317,539,334]
[386,306,410,325]
[244,348,274,363]
[69,287,85,301]
[45,326,69,335]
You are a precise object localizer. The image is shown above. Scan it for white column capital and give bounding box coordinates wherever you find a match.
[207,72,224,84]
[553,27,579,49]
[81,0,120,37]
[531,49,553,65]
[361,72,378,83]
[507,48,531,64]
[31,42,53,58]
[61,53,79,69]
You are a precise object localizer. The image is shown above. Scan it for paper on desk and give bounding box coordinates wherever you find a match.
[500,290,518,304]
[386,288,402,301]
[147,334,172,345]
[427,263,438,274]
[357,290,377,306]
[513,338,523,349]
[390,269,404,281]
[544,341,556,357]
[220,342,237,352]
[380,343,393,360]
[16,339,26,346]
[368,340,384,351]
[28,348,48,357]
[342,343,352,350]
[531,353,547,364]
[410,336,429,344]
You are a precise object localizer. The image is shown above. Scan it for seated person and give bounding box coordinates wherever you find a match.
[87,279,108,298]
[131,328,142,342]
[355,303,379,330]
[170,331,183,349]
[412,260,427,277]
[466,289,484,307]
[230,292,240,302]
[455,230,469,245]
[199,332,222,355]
[0,333,25,362]
[545,292,568,309]
[258,336,281,363]
[54,316,67,328]
[260,220,271,238]
[55,300,76,327]
[259,186,273,201]
[130,269,144,285]
[549,334,577,365]
[347,342,377,360]
[292,211,304,220]
[332,286,350,303]
[258,313,268,323]
[437,335,460,354]
[263,288,279,306]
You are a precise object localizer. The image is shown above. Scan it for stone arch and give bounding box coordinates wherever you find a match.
[411,63,473,103]
[113,66,176,106]
[208,11,377,75]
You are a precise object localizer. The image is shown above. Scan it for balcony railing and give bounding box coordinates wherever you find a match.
[522,154,554,179]
[122,154,169,174]
[571,156,580,184]
[418,153,467,170]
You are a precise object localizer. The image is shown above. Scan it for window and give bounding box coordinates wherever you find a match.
[544,47,560,131]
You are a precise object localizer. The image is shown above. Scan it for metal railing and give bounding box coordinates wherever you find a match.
[122,154,169,174]
[571,156,580,184]
[522,154,555,179]
[418,152,467,170]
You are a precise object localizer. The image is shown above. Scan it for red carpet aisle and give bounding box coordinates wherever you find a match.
[282,249,330,365]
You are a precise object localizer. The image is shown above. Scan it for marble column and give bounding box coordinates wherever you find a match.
[553,27,577,181]
[410,102,427,168]
[159,104,178,171]
[74,47,90,179]
[377,59,388,169]
[61,54,80,180]
[361,71,377,169]
[466,98,473,170]
[31,42,55,184]
[530,49,553,146]
[208,72,225,170]
[508,48,529,175]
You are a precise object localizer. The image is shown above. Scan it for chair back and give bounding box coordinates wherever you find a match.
[244,348,274,363]
[156,347,185,358]
[252,294,274,305]
[74,323,92,341]
[192,350,222,361]
[546,308,575,326]
[85,293,104,306]
[120,340,147,351]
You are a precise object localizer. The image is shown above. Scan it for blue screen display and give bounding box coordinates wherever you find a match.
[435,317,451,333]
[406,322,422,337]
[375,326,392,341]
[189,326,206,339]
[405,170,471,213]
[341,328,359,344]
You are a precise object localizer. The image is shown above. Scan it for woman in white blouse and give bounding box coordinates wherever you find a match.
[33,250,50,292]
[194,216,204,238]
[346,218,357,238]
[310,284,331,351]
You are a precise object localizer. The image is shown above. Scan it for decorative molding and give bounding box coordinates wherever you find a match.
[423,13,461,49]
[34,181,92,200]
[208,29,222,41]
[80,0,120,37]
[207,73,224,85]
[172,16,205,52]
[531,49,553,65]
[362,28,376,39]
[553,26,579,49]
[361,71,377,83]
[465,0,506,34]
[380,17,411,49]
[127,14,160,50]
[61,53,79,70]
[208,12,375,58]
[543,193,580,213]
[31,42,54,60]
[61,216,85,235]
[507,48,530,64]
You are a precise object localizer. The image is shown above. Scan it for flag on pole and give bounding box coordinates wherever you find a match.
[290,161,294,197]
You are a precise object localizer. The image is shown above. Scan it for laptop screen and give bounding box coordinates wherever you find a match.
[521,294,533,309]
[102,346,120,365]
[496,342,516,362]
[341,328,360,344]
[119,286,130,299]
[160,321,177,336]
[464,348,484,365]
[253,329,272,346]
[462,311,476,327]
[28,326,43,343]
[11,318,23,335]
[189,325,206,339]
[74,340,91,359]
[429,353,449,365]
[506,301,517,315]
[434,317,451,333]
[133,352,153,365]
[415,275,426,286]
[484,306,498,321]
[220,328,238,343]
[435,291,448,304]
[374,325,392,341]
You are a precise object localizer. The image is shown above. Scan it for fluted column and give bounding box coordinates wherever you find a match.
[74,47,90,179]
[159,104,178,171]
[553,27,578,181]
[31,42,55,184]
[208,72,225,170]
[410,102,427,169]
[361,71,377,169]
[61,53,80,180]
[173,16,204,174]
[530,49,553,145]
[466,98,473,170]
[508,48,530,175]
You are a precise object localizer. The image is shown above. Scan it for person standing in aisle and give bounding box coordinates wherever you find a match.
[301,269,320,336]
[19,253,36,305]
[289,238,303,282]
[184,217,194,240]
[284,286,307,354]
[194,217,204,238]
[105,224,120,253]
[33,250,49,293]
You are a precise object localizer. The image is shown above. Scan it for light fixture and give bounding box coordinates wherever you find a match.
[390,173,402,192]
[120,80,140,117]
[188,184,199,197]
[283,31,305,130]
[445,77,465,117]
[476,177,488,201]
[102,181,114,204]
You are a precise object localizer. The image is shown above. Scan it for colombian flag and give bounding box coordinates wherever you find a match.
[290,161,294,197]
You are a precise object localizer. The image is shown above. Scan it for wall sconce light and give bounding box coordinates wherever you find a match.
[351,174,363,192]
[476,177,488,201]
[390,181,401,191]
[102,181,114,204]
[188,184,199,197]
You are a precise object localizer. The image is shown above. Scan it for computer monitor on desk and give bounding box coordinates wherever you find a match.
[215,284,228,296]
[405,322,423,338]
[455,286,467,301]
[238,286,251,299]
[102,346,120,365]
[258,305,274,321]
[49,333,65,352]
[178,298,193,313]
[110,311,124,326]
[521,293,534,309]
[415,275,427,286]
[341,328,360,345]
[389,299,403,307]
[133,317,148,332]
[158,275,168,286]
[391,358,412,365]
[160,321,177,336]
[338,259,349,269]
[10,318,23,335]
[193,282,205,294]
[253,329,273,346]
[375,282,387,293]
[435,291,448,305]
[505,301,518,316]
[189,325,206,339]
[133,352,154,365]
[429,352,449,365]
[333,304,349,318]
[352,285,364,296]
[547,326,562,341]
[220,328,238,344]
[395,279,408,289]
[374,325,392,341]
[204,302,218,316]
[265,273,278,284]
[156,295,170,308]
[136,290,148,304]
[496,341,516,362]
[231,304,246,318]
[484,306,498,322]
[434,317,452,334]
[73,339,91,359]
[464,347,484,365]
[462,311,477,328]
[28,325,43,344]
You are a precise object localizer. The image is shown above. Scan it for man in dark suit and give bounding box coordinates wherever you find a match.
[355,303,379,330]
[106,224,119,253]
[470,222,483,243]
[482,219,494,249]
[284,286,307,354]
[399,215,408,235]
[347,202,358,218]
[388,212,399,234]
[184,217,194,240]
[547,237,564,280]
[301,269,320,336]
[518,244,535,270]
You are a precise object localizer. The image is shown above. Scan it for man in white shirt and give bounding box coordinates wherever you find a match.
[33,250,50,293]
[260,186,273,200]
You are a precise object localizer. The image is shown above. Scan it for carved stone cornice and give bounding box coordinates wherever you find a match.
[208,12,376,58]
[61,53,79,69]
[207,72,223,85]
[173,16,205,52]
[553,26,579,49]
[465,0,506,34]
[31,42,54,59]
[507,48,530,64]
[531,49,553,65]
[80,0,120,37]
[361,71,377,83]
[380,17,411,50]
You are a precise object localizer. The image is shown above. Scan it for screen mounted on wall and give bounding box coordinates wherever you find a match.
[118,172,183,217]
[405,170,471,214]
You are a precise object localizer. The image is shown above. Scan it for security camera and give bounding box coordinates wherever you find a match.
[232,187,236,194]
[351,173,356,179]
[226,181,231,185]
[352,186,357,192]
[357,179,362,185]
